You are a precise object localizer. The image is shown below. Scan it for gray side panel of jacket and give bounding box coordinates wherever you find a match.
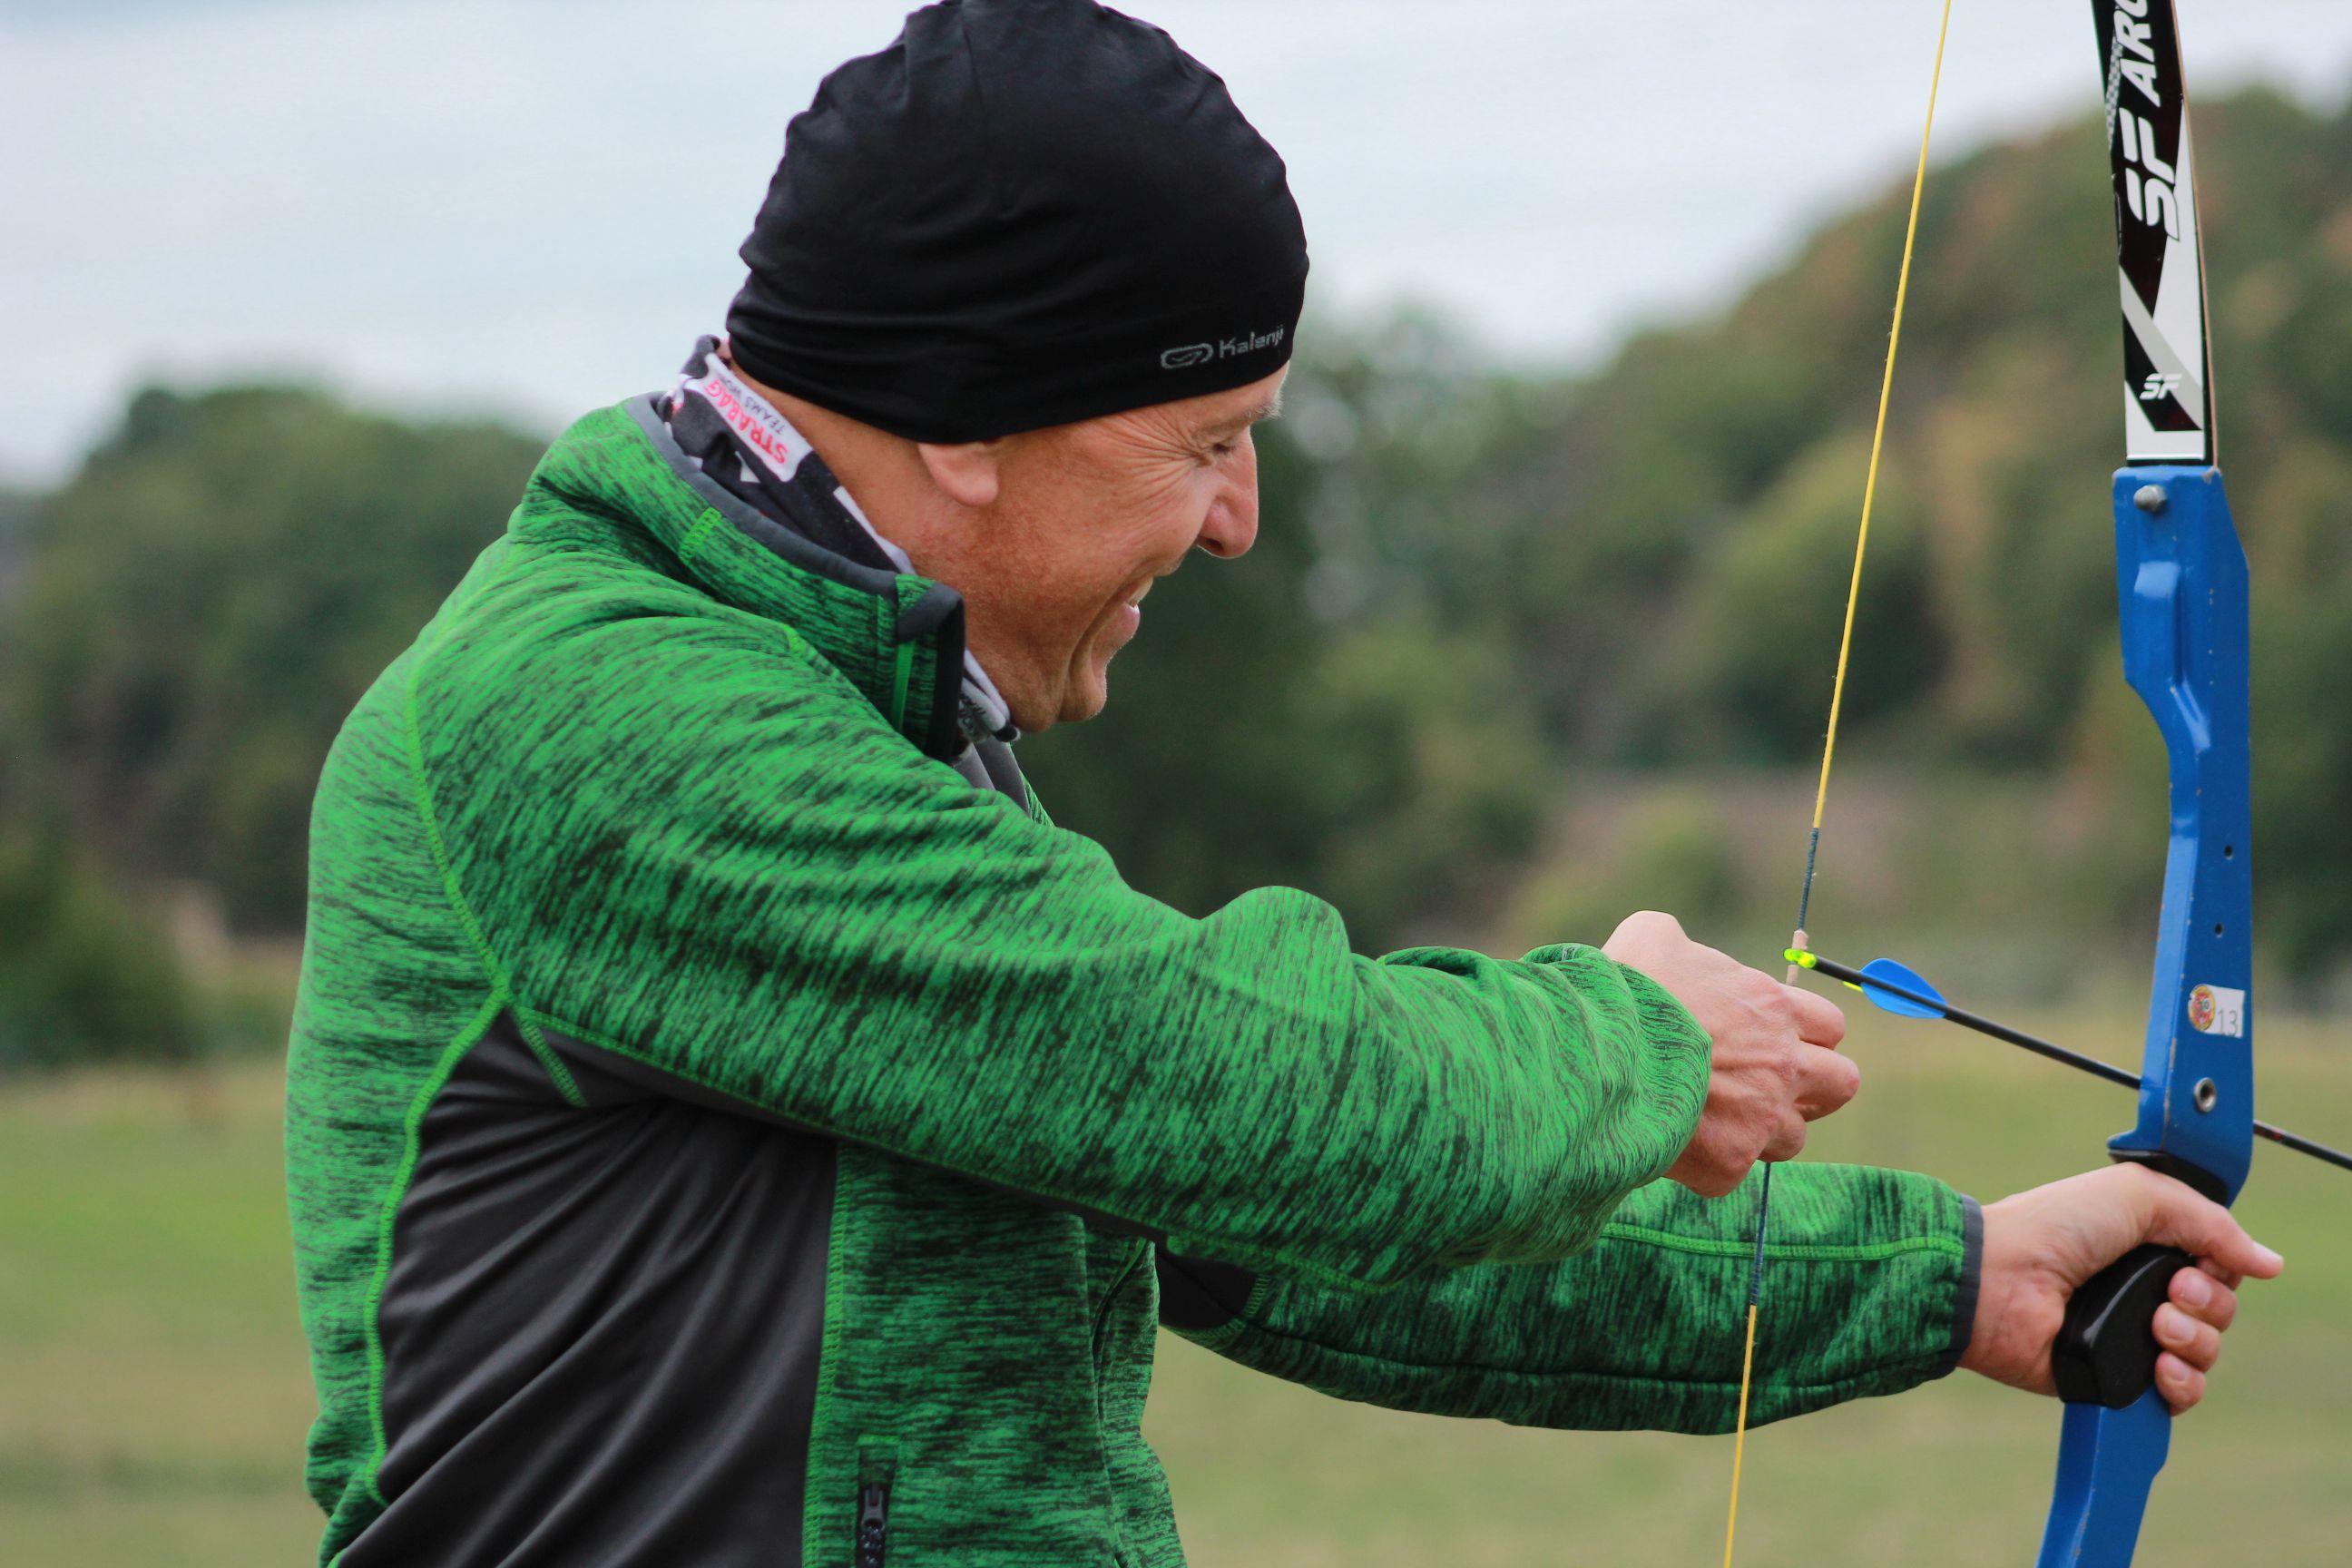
[355,1014,834,1567]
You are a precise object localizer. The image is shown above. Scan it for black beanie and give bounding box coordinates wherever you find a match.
[724,0,1308,443]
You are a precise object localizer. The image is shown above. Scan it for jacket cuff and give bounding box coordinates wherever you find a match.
[1932,1194,1984,1379]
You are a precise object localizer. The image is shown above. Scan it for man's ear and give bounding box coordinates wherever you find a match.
[915,439,1003,509]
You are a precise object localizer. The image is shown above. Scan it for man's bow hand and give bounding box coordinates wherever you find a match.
[1963,1164,2284,1414]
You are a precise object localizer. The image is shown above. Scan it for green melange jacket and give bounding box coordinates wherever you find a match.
[285,397,1975,1568]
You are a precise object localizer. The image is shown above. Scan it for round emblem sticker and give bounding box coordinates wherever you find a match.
[2187,985,2218,1033]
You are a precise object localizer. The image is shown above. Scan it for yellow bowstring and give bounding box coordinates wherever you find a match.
[1720,1303,1761,1568]
[1725,2,1956,1563]
[1808,0,1957,840]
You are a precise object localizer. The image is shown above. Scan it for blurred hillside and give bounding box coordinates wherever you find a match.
[5,87,2352,1070]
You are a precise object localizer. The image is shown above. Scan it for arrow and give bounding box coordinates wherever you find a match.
[1786,948,2352,1175]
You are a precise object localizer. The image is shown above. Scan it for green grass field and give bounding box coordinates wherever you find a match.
[3,1005,2346,1566]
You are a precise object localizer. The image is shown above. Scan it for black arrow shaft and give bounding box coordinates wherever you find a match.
[1801,953,2352,1176]
[2253,1120,2352,1171]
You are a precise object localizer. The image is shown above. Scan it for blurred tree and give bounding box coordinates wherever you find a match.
[4,385,545,931]
[0,824,197,1072]
[1625,434,1938,765]
[1502,789,1748,956]
[0,485,34,597]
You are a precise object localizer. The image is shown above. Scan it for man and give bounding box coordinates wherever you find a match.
[284,3,2277,1564]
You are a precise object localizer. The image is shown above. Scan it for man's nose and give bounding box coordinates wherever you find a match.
[1195,454,1259,560]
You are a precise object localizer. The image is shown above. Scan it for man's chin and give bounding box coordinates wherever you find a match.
[1053,663,1113,726]
[994,686,1086,735]
[1004,653,1114,733]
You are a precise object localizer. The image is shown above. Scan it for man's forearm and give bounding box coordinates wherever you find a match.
[1163,1162,1979,1434]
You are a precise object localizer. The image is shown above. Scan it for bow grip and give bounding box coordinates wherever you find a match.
[2052,1243,2192,1408]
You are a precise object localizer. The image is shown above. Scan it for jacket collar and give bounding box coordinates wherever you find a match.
[522,396,969,760]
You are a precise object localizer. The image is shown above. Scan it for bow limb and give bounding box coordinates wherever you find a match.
[2036,5,2254,1563]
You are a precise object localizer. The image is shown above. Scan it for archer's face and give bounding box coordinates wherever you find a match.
[929,368,1283,731]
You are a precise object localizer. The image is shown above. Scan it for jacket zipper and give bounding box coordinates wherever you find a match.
[855,1479,889,1568]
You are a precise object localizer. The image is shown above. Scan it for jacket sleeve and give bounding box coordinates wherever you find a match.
[1162,1163,1980,1433]
[416,612,1712,1291]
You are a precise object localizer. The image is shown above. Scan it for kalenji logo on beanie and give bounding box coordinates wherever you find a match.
[1160,325,1285,371]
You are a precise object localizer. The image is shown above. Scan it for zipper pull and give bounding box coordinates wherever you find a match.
[855,1480,889,1568]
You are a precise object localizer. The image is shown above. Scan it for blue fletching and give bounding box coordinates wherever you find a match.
[1858,957,1947,1020]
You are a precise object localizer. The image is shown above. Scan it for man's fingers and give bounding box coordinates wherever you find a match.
[2169,1267,2239,1333]
[1795,1044,1862,1121]
[1662,1132,1748,1199]
[2153,1351,2206,1414]
[1783,984,1847,1049]
[2136,1172,2285,1280]
[1672,1162,1744,1199]
[1761,1113,1809,1163]
[2199,1259,2246,1292]
[2154,1302,2222,1373]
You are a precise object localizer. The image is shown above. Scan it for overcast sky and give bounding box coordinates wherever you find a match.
[5,0,2349,485]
